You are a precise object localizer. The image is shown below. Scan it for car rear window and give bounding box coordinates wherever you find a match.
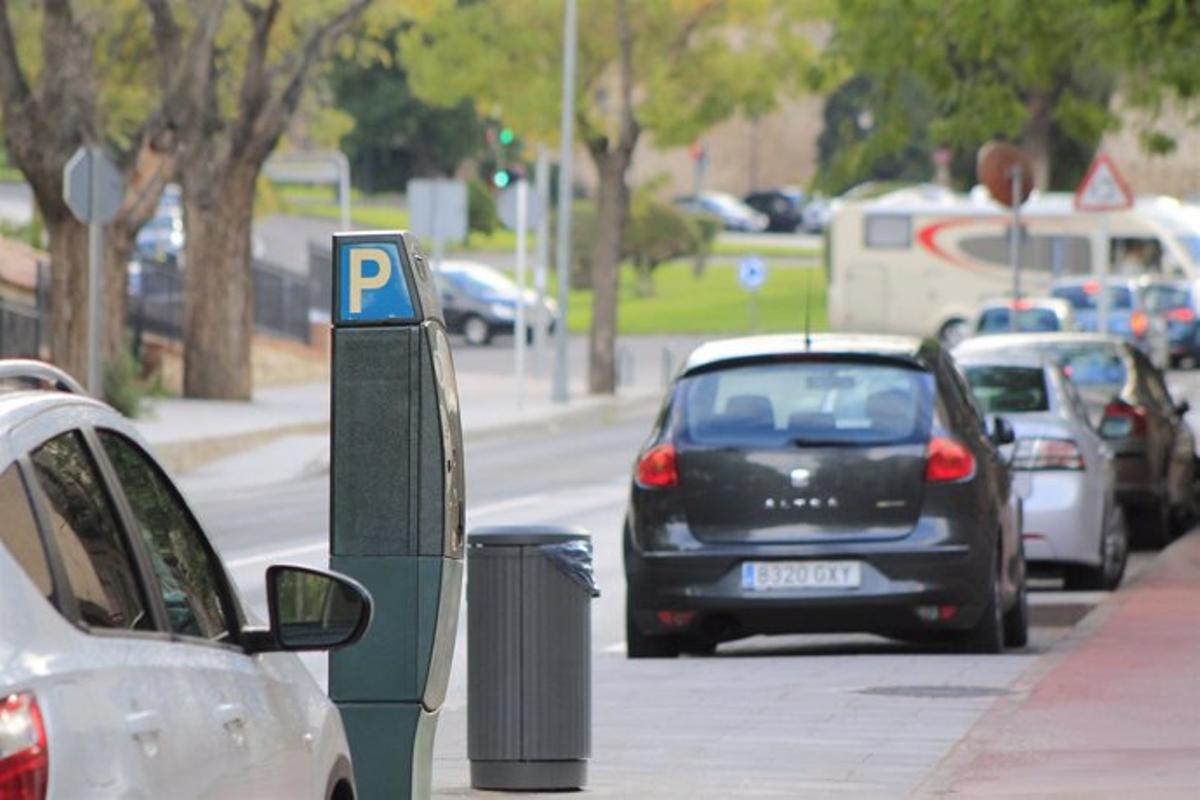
[1052,285,1133,310]
[680,361,933,447]
[1017,343,1128,387]
[963,366,1050,413]
[977,308,1060,333]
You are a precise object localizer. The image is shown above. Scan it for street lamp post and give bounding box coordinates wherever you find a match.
[552,0,577,405]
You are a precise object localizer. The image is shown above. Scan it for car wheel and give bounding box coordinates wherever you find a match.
[463,314,491,346]
[625,601,680,659]
[957,555,1004,654]
[677,635,718,657]
[1066,507,1129,591]
[1002,577,1029,648]
[1128,502,1171,549]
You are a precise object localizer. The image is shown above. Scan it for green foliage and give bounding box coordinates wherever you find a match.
[822,0,1118,189]
[330,24,484,193]
[625,192,697,295]
[689,213,722,277]
[401,0,818,150]
[104,347,147,419]
[466,179,497,239]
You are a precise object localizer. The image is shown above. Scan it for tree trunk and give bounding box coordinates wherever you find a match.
[587,150,631,395]
[181,159,256,399]
[1022,92,1053,191]
[42,216,90,381]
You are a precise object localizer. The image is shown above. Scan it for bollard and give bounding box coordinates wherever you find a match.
[328,231,465,799]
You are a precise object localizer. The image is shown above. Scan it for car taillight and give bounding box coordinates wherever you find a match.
[925,437,975,483]
[1167,307,1196,323]
[1011,438,1085,471]
[1101,400,1148,438]
[0,692,48,800]
[636,443,679,488]
[1131,310,1149,336]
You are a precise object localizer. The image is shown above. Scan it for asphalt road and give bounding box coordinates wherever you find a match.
[178,365,1199,798]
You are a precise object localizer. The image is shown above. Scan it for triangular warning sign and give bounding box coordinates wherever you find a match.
[1075,152,1134,212]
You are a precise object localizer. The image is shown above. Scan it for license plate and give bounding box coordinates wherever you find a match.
[741,560,862,591]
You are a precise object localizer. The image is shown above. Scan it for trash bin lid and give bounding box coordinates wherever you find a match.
[467,525,591,547]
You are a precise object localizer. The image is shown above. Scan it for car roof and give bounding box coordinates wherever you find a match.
[976,297,1072,313]
[953,351,1055,370]
[683,333,931,374]
[954,331,1126,355]
[0,389,138,471]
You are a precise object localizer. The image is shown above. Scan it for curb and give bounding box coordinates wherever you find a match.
[147,390,663,476]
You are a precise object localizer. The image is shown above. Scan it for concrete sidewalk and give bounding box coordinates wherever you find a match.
[135,370,662,474]
[917,532,1200,798]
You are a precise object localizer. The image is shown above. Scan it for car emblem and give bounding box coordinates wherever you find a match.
[790,468,811,488]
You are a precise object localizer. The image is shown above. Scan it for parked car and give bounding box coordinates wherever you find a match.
[1050,277,1155,349]
[800,194,834,233]
[435,260,558,346]
[958,354,1128,589]
[743,188,806,233]
[0,361,370,799]
[135,207,185,264]
[674,191,769,232]
[955,332,1197,546]
[971,298,1077,335]
[624,333,1028,658]
[1140,278,1200,368]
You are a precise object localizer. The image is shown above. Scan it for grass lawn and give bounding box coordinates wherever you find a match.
[710,240,821,259]
[562,260,827,335]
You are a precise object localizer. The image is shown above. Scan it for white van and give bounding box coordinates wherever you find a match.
[825,184,1200,342]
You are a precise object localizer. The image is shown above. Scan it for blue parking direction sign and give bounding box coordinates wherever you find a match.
[739,256,767,292]
[336,239,416,325]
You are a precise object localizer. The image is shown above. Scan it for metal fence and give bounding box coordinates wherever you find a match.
[0,297,41,358]
[129,258,312,345]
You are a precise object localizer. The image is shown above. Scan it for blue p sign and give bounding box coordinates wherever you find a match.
[337,241,416,324]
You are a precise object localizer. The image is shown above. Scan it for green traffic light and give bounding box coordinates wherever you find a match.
[492,169,511,188]
[499,127,515,146]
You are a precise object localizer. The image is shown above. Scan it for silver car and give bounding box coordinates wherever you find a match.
[957,354,1129,590]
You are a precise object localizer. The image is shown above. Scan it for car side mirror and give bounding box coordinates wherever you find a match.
[1176,399,1190,416]
[990,416,1015,446]
[245,565,373,654]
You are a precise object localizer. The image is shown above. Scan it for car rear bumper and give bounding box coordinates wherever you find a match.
[626,537,989,639]
[1020,471,1101,566]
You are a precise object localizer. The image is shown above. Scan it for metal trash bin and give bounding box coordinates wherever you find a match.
[467,525,599,791]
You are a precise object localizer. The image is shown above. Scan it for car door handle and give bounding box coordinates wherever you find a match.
[125,708,162,738]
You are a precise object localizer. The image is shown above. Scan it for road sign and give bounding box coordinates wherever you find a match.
[739,256,767,292]
[497,182,542,232]
[1075,153,1134,212]
[63,146,124,224]
[977,141,1033,208]
[408,179,468,244]
[336,241,416,324]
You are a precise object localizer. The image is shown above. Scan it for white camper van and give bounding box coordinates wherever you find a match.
[825,184,1200,342]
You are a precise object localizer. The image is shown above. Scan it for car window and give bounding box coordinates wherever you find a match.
[976,307,1060,333]
[1048,343,1128,388]
[0,464,53,600]
[680,360,934,447]
[1142,284,1190,312]
[963,366,1049,413]
[1051,285,1133,310]
[99,431,232,641]
[30,432,152,631]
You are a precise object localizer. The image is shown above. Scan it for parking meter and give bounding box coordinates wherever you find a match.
[328,232,464,799]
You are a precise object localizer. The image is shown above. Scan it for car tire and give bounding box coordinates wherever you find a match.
[957,557,1005,654]
[1128,502,1171,549]
[1002,578,1029,648]
[625,602,680,659]
[463,314,491,346]
[1065,508,1129,591]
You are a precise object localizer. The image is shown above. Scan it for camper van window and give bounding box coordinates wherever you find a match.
[864,215,911,248]
[1111,238,1163,275]
[959,232,1091,275]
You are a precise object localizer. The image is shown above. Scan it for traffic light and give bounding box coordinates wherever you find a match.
[492,169,512,189]
[498,127,515,146]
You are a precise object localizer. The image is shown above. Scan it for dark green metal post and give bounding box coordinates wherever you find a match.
[329,232,464,799]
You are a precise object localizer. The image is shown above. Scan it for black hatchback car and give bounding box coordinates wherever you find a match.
[624,334,1028,657]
